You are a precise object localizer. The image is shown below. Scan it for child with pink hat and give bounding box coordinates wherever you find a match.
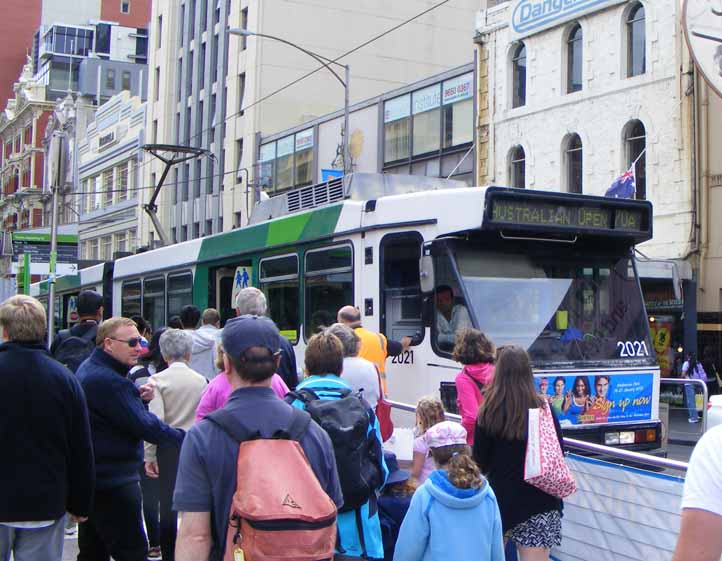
[393,421,504,561]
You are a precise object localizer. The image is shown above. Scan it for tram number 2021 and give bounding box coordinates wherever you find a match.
[392,350,414,365]
[617,341,649,357]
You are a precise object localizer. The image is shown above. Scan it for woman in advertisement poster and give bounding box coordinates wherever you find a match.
[562,376,590,423]
[473,346,563,560]
[585,375,612,424]
[549,377,566,419]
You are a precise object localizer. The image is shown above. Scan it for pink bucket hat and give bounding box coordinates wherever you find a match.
[425,421,467,448]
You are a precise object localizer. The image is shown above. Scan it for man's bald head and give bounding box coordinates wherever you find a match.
[337,305,362,328]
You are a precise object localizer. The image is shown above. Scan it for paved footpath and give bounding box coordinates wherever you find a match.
[62,535,79,560]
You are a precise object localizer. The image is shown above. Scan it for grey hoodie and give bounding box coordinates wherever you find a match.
[188,325,221,380]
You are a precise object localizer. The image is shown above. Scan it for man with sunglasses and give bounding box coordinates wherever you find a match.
[77,317,185,561]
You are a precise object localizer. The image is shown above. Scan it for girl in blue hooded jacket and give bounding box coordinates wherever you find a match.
[393,421,504,561]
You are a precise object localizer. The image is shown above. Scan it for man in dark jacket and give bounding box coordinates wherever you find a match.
[77,316,184,561]
[0,295,94,561]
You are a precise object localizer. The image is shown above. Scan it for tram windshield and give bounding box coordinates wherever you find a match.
[444,243,654,368]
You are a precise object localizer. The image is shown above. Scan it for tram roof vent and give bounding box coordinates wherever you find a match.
[249,173,465,224]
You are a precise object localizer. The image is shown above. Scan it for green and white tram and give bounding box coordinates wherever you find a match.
[41,173,661,449]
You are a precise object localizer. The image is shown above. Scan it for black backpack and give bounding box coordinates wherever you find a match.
[286,387,384,513]
[53,327,97,373]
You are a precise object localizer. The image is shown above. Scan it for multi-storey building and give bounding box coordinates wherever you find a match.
[0,1,43,104]
[473,0,722,369]
[140,0,483,246]
[77,91,145,261]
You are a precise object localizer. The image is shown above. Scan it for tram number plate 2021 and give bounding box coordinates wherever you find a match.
[617,341,649,357]
[392,350,414,365]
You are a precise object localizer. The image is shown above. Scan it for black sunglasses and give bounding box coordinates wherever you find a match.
[109,337,141,348]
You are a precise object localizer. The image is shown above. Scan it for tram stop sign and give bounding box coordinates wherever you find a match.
[231,265,253,309]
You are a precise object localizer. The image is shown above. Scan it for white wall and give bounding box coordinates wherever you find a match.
[41,0,101,26]
[480,0,692,259]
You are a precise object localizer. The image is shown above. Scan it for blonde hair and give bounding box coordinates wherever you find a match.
[0,295,46,342]
[215,343,225,371]
[96,317,138,346]
[416,396,445,434]
[430,444,483,489]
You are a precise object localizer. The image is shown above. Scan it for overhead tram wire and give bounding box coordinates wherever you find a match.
[77,0,459,189]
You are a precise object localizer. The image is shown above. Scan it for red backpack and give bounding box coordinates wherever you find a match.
[207,407,337,561]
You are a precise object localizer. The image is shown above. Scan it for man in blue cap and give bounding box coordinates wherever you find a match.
[173,315,343,561]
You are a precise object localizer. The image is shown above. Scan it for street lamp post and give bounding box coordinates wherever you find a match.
[227,28,351,177]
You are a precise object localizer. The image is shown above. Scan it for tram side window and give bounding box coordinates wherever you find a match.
[167,272,193,320]
[381,234,424,343]
[143,277,166,331]
[432,252,473,353]
[260,254,299,344]
[304,245,353,338]
[121,280,142,319]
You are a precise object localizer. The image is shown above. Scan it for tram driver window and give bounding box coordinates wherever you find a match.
[304,245,353,339]
[121,280,142,319]
[260,254,300,344]
[431,254,473,353]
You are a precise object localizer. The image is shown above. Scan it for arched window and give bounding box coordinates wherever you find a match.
[509,146,526,188]
[512,43,527,108]
[624,120,646,199]
[564,134,583,193]
[626,3,646,77]
[567,24,583,93]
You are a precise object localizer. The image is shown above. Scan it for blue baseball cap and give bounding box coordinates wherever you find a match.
[222,314,281,359]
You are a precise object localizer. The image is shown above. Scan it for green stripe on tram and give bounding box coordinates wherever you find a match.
[198,204,344,262]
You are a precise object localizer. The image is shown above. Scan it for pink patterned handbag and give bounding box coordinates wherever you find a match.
[524,400,577,498]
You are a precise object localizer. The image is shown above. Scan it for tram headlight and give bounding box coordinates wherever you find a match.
[619,431,636,445]
[604,432,620,445]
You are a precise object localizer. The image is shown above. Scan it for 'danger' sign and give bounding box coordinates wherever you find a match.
[510,0,626,40]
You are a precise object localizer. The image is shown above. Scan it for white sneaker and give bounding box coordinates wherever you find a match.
[64,524,77,536]
[688,418,700,423]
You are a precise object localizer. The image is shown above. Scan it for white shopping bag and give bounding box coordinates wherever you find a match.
[524,407,542,479]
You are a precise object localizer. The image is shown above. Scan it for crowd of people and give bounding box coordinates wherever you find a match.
[3,288,721,561]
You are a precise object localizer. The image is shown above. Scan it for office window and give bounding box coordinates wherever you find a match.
[153,67,160,99]
[205,219,213,235]
[120,70,131,91]
[384,94,410,163]
[275,136,294,191]
[177,58,183,101]
[192,222,200,239]
[128,229,137,253]
[295,129,313,186]
[207,157,214,194]
[241,8,248,50]
[214,0,220,25]
[105,68,116,89]
[180,4,185,46]
[442,72,474,148]
[567,24,582,93]
[199,43,206,90]
[194,159,202,198]
[259,142,275,189]
[117,162,128,201]
[564,134,583,193]
[103,169,114,206]
[512,43,527,108]
[186,51,194,94]
[200,0,208,31]
[236,139,244,183]
[626,3,646,77]
[121,0,130,14]
[412,85,440,156]
[101,236,112,260]
[189,0,196,37]
[509,146,525,188]
[157,15,162,49]
[152,119,158,143]
[624,120,646,200]
[211,34,218,83]
[238,73,245,114]
[172,169,178,204]
[115,232,127,253]
[183,163,190,201]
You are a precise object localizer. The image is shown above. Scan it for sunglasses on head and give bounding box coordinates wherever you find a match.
[109,337,141,348]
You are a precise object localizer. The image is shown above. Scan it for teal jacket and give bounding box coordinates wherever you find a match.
[393,470,504,561]
[291,374,388,559]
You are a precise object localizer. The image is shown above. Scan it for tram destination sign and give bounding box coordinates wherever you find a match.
[488,196,647,234]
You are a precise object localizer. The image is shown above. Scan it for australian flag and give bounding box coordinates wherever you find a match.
[605,166,636,198]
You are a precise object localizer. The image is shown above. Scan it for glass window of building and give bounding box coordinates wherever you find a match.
[564,134,583,193]
[627,3,646,77]
[199,43,206,90]
[624,120,646,200]
[442,72,473,148]
[123,70,132,92]
[509,146,525,188]
[115,231,127,253]
[275,136,294,191]
[412,85,441,156]
[117,162,128,201]
[103,169,114,206]
[101,236,112,260]
[259,142,276,190]
[384,94,411,163]
[105,68,115,89]
[512,43,527,108]
[567,24,583,93]
[295,129,314,186]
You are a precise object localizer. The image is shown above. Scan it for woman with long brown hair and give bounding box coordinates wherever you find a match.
[473,346,563,561]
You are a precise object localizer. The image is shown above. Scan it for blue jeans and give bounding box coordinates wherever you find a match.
[0,518,64,561]
[684,383,698,422]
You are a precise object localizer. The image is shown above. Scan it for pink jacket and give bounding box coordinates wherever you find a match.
[194,372,290,423]
[454,363,495,444]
